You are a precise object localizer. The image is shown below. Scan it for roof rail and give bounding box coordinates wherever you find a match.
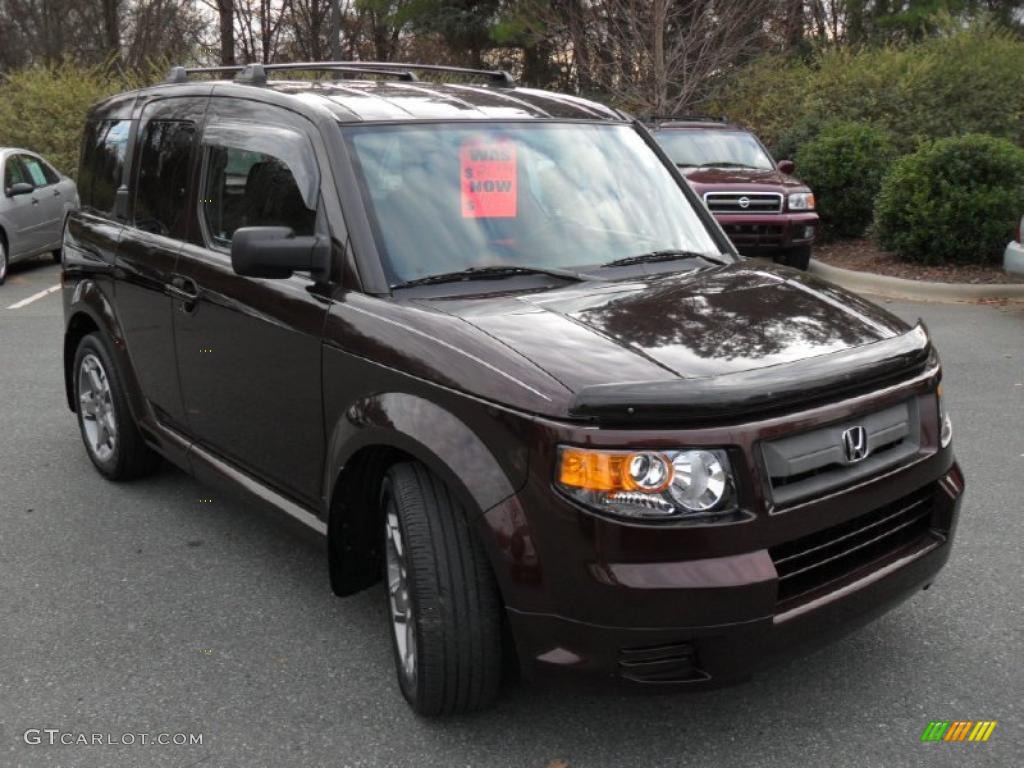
[643,114,729,124]
[166,61,513,86]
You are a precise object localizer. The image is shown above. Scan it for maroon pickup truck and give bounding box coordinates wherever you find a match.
[649,117,819,270]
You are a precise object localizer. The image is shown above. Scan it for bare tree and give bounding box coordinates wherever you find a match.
[585,0,767,114]
[234,0,293,62]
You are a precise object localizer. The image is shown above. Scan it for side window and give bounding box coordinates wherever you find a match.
[40,160,60,185]
[134,120,196,236]
[4,156,27,188]
[82,119,131,215]
[200,145,316,248]
[20,155,51,187]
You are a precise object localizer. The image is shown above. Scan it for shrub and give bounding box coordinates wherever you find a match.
[795,121,896,239]
[709,23,1024,155]
[874,134,1024,265]
[0,62,152,177]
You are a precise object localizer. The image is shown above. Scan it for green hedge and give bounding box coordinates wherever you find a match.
[874,134,1024,265]
[710,24,1024,158]
[795,121,896,239]
[0,63,151,177]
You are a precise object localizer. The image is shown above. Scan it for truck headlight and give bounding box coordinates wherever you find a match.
[937,385,953,448]
[788,192,815,210]
[556,446,737,521]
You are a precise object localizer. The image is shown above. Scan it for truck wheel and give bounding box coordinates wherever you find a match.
[73,332,160,480]
[381,462,503,716]
[775,245,811,271]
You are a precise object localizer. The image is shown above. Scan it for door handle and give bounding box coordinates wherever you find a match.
[53,189,61,197]
[31,197,39,205]
[167,275,200,304]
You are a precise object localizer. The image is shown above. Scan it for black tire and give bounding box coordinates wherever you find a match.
[52,248,62,264]
[775,244,812,271]
[0,237,8,286]
[382,462,503,716]
[73,332,161,480]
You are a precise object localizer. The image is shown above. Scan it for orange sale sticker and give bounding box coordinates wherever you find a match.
[460,139,517,218]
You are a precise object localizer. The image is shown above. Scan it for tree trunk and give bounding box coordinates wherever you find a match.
[651,0,667,113]
[330,0,342,60]
[102,0,120,62]
[218,0,236,65]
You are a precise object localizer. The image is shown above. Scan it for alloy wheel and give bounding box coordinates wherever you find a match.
[385,507,417,686]
[78,353,118,462]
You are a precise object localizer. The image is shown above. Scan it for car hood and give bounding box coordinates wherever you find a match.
[425,264,909,400]
[683,166,807,193]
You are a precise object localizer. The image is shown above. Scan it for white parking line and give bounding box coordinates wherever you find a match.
[6,284,60,310]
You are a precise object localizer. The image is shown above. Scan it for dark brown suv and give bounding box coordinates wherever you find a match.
[63,62,963,716]
[648,117,819,270]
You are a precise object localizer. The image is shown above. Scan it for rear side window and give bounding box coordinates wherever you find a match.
[200,145,315,248]
[134,120,196,236]
[79,119,131,215]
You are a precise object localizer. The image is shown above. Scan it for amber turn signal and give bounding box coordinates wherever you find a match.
[557,447,674,493]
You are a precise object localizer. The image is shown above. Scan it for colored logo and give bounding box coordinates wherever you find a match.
[921,721,997,742]
[841,425,870,463]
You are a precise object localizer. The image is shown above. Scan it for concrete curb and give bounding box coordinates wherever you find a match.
[808,259,1024,303]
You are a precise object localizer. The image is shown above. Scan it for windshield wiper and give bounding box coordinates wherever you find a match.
[602,249,729,268]
[393,264,586,289]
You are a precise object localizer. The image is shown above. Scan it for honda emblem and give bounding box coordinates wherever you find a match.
[841,426,870,464]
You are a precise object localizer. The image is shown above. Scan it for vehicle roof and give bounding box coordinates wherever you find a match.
[90,78,627,124]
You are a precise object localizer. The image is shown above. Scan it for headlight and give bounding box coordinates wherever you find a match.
[937,384,953,448]
[556,446,737,521]
[788,192,815,210]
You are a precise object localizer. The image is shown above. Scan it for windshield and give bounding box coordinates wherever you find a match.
[344,122,723,286]
[655,129,774,171]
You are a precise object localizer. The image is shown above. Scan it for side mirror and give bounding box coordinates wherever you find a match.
[231,226,330,281]
[777,159,796,175]
[6,182,34,197]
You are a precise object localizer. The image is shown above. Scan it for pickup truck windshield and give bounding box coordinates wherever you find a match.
[344,122,724,286]
[656,129,774,171]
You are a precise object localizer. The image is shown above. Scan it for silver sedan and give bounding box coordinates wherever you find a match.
[0,148,78,285]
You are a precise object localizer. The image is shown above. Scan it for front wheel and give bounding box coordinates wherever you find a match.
[382,462,503,716]
[774,244,812,271]
[0,239,8,285]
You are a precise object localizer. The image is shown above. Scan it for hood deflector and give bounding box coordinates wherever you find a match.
[569,323,935,424]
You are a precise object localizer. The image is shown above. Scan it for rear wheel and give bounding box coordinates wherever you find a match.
[775,244,812,271]
[0,239,8,285]
[382,462,503,716]
[73,333,160,480]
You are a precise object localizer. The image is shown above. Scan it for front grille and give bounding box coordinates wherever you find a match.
[722,222,785,246]
[763,398,922,507]
[770,485,938,609]
[617,641,708,683]
[705,191,783,214]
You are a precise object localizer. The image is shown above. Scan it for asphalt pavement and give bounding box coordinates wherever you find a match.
[1,257,1021,768]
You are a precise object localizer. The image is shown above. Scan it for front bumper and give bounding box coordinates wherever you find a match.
[715,212,819,253]
[493,466,961,690]
[478,372,963,690]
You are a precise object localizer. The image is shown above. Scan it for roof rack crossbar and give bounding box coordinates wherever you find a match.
[166,61,513,86]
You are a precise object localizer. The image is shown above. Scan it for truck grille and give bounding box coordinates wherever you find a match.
[704,192,783,214]
[770,485,938,609]
[762,399,922,507]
